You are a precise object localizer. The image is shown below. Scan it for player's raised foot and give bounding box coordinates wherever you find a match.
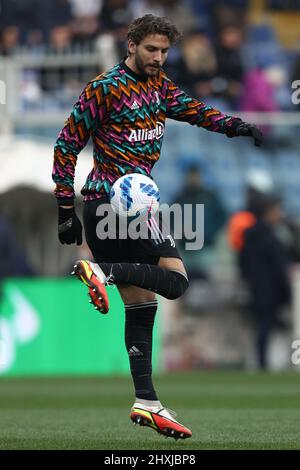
[71,260,110,314]
[130,402,192,440]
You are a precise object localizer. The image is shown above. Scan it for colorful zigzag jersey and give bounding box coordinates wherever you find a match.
[53,61,238,203]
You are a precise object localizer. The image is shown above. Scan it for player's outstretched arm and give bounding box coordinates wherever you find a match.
[165,78,263,146]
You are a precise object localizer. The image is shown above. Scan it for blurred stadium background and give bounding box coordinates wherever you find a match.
[1,0,300,450]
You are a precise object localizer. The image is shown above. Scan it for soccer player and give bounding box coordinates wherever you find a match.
[53,14,262,440]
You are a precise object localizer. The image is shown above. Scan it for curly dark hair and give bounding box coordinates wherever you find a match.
[127,14,182,46]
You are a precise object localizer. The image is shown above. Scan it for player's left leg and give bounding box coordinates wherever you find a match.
[73,257,192,438]
[118,285,159,402]
[117,263,192,440]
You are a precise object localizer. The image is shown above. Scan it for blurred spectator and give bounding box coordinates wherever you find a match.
[38,25,74,101]
[241,63,290,113]
[100,0,132,34]
[214,25,244,107]
[130,0,167,19]
[99,0,133,58]
[0,0,38,40]
[238,195,291,370]
[213,1,248,33]
[264,65,291,110]
[69,0,103,16]
[184,0,213,31]
[158,0,199,34]
[38,0,72,44]
[245,169,275,214]
[176,29,217,98]
[227,171,294,370]
[69,0,102,47]
[26,30,44,53]
[20,70,42,111]
[172,164,227,279]
[0,26,20,56]
[131,0,198,33]
[50,25,72,52]
[245,171,300,264]
[227,170,274,252]
[240,65,279,138]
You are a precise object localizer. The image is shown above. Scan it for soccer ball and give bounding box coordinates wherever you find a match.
[109,173,160,219]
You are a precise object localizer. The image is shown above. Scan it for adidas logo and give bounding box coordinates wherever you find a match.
[166,235,176,248]
[130,100,140,110]
[128,346,143,357]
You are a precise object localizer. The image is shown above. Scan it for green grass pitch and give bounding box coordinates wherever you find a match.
[0,371,299,450]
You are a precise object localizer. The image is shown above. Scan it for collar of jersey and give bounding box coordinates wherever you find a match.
[120,60,149,83]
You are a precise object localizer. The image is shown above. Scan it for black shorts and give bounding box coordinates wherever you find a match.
[83,197,181,265]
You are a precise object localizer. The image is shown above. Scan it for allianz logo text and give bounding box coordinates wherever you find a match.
[128,122,164,142]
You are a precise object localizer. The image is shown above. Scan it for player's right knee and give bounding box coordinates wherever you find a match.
[165,271,189,300]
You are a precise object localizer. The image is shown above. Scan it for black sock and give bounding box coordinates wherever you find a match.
[125,301,158,401]
[100,262,189,300]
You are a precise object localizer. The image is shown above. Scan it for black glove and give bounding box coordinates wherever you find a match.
[58,206,82,245]
[226,120,263,147]
[236,122,263,147]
